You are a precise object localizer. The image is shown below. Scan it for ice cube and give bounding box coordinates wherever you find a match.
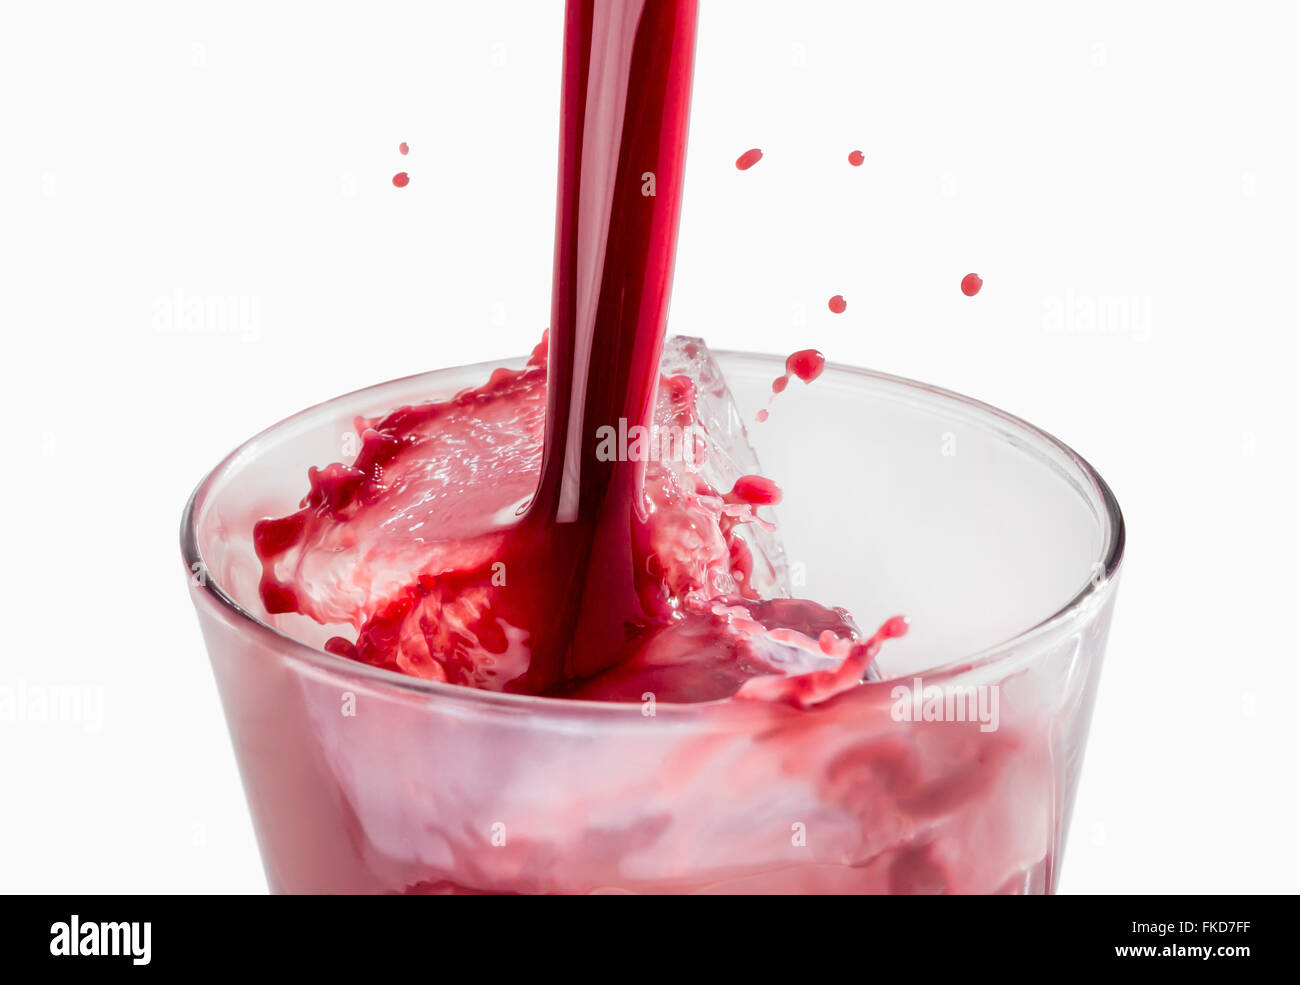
[657,336,791,598]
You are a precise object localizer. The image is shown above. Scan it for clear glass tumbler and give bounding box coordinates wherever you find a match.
[182,350,1123,894]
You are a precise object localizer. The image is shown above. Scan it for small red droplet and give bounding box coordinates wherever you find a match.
[392,172,410,188]
[399,142,409,155]
[882,615,910,638]
[755,409,769,423]
[731,474,783,507]
[769,348,826,397]
[848,150,865,166]
[961,273,982,297]
[828,295,847,314]
[735,148,763,171]
[786,349,826,384]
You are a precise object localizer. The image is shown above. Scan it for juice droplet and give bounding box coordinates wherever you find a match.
[785,348,826,383]
[882,615,910,638]
[828,294,847,314]
[735,148,763,171]
[848,150,865,166]
[392,172,410,188]
[730,474,783,507]
[961,273,982,296]
[755,409,769,423]
[399,142,409,155]
[767,347,826,409]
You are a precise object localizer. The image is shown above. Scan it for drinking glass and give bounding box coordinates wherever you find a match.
[182,350,1123,893]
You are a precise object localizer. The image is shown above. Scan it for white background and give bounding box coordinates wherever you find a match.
[1,1,1296,893]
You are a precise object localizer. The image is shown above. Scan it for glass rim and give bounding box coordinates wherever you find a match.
[180,349,1125,716]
